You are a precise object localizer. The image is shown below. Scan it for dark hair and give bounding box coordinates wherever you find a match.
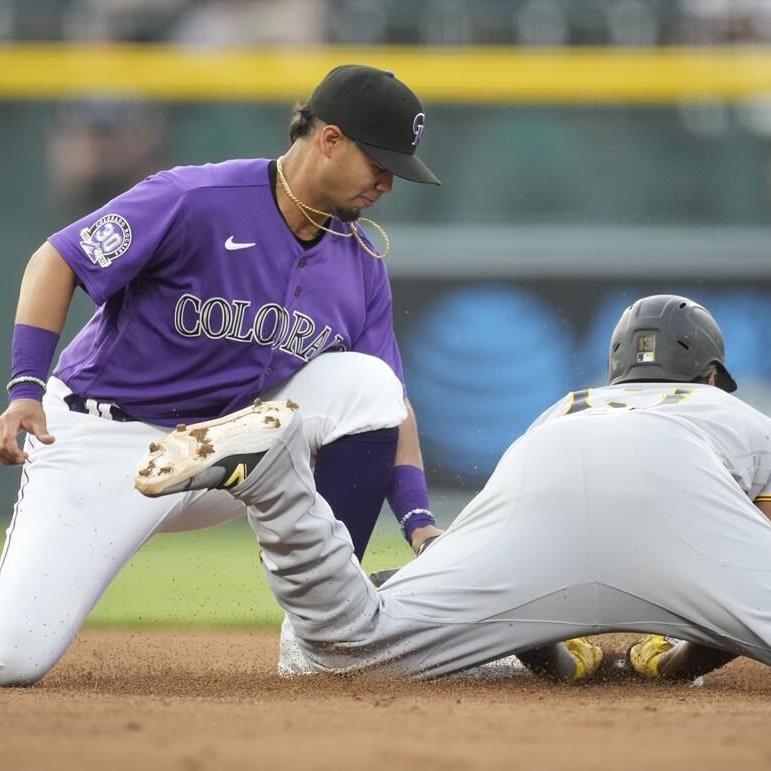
[288,102,318,144]
[691,363,719,385]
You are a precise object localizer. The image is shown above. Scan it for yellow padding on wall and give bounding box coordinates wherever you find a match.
[1,45,771,103]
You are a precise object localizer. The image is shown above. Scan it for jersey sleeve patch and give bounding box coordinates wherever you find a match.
[79,214,132,267]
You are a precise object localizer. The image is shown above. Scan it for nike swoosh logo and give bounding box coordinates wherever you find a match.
[225,236,256,251]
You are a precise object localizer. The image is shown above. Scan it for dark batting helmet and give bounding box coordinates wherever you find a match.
[608,294,737,392]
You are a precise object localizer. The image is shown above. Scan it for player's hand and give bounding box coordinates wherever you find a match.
[409,524,443,555]
[369,525,445,587]
[0,398,55,465]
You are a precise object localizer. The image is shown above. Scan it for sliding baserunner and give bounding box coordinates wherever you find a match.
[136,295,771,682]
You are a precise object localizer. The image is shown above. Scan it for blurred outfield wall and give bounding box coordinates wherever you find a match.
[1,45,771,514]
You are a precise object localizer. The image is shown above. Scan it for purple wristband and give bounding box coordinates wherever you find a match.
[8,323,60,402]
[400,510,436,541]
[387,464,435,541]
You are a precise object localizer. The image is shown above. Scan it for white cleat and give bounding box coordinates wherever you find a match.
[134,399,299,497]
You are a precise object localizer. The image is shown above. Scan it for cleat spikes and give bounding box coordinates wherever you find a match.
[134,399,298,497]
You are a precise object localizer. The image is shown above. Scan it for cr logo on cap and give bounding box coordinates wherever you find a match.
[412,112,425,147]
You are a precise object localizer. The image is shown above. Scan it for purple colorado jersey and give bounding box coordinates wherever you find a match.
[48,159,404,425]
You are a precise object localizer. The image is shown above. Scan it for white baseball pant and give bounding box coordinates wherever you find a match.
[0,352,405,685]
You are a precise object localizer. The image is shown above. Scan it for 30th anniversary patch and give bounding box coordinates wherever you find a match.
[79,213,132,268]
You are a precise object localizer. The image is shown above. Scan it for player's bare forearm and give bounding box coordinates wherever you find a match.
[16,242,77,333]
[394,398,424,468]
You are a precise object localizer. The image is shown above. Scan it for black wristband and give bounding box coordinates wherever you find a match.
[416,535,440,556]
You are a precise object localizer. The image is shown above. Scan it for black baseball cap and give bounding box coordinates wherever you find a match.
[308,64,440,186]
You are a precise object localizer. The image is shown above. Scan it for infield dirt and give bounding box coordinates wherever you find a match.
[3,629,771,771]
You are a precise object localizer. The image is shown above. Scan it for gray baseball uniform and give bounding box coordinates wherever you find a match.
[233,382,771,677]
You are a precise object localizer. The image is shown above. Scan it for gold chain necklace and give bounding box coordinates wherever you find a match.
[276,155,390,260]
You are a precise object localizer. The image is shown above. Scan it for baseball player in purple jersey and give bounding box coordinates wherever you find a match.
[0,65,443,685]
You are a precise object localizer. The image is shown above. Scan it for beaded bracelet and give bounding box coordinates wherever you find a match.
[6,375,47,392]
[398,508,435,536]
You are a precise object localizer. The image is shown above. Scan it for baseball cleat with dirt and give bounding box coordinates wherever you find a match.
[564,637,604,682]
[134,399,299,497]
[625,634,675,679]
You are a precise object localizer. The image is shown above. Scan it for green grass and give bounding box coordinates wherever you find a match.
[86,518,414,629]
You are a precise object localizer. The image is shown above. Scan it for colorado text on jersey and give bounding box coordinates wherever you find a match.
[173,294,346,363]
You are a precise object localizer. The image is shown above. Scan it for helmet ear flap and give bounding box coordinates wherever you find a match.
[714,363,737,393]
